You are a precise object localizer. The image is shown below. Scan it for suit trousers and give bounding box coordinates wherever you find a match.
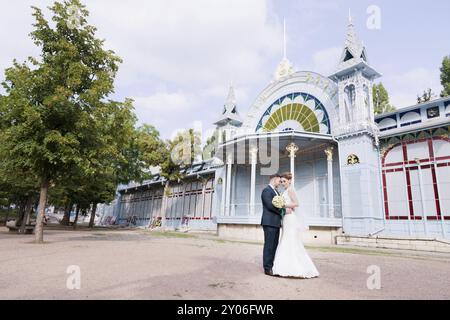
[262,226,280,272]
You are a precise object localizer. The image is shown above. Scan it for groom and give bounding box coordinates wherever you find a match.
[261,173,283,276]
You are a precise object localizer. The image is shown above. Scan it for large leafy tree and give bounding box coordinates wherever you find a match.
[0,0,134,242]
[120,124,167,184]
[373,83,395,115]
[46,122,166,228]
[440,55,450,97]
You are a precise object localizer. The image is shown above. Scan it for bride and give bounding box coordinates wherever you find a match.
[272,172,319,279]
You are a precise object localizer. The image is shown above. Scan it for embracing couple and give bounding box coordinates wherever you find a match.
[261,172,319,279]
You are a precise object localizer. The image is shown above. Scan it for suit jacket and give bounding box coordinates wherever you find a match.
[260,185,282,228]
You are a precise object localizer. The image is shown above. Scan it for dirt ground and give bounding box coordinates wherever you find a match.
[1,226,450,300]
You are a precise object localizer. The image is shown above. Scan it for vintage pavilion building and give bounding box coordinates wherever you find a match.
[98,16,450,245]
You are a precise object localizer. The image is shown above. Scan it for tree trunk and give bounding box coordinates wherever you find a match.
[61,202,72,226]
[73,205,80,229]
[88,203,97,228]
[161,181,170,229]
[20,196,34,234]
[16,201,26,227]
[35,179,49,243]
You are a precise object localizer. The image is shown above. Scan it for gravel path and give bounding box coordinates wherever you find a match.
[1,227,449,300]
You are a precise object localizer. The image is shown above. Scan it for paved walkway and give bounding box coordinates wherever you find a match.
[1,227,450,300]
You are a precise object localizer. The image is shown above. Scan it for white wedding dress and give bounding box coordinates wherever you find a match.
[272,187,320,278]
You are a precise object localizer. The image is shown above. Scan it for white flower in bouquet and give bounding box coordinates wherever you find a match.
[272,195,285,209]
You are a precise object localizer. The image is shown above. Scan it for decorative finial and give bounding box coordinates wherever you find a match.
[225,84,236,107]
[273,18,294,82]
[348,8,353,25]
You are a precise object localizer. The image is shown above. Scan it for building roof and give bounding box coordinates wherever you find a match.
[375,95,450,120]
[118,158,221,192]
[375,95,450,137]
[214,85,243,127]
[329,12,381,80]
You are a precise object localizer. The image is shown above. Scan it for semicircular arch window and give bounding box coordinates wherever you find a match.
[255,92,331,134]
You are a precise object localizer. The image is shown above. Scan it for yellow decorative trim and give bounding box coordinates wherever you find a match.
[262,103,320,133]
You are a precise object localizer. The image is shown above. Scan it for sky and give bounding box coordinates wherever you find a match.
[1,0,449,140]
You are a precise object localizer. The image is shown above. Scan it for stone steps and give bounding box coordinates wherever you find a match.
[336,234,450,253]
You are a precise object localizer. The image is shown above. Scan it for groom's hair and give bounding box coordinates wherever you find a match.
[281,172,293,180]
[269,173,281,180]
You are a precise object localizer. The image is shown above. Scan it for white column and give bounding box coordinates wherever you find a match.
[325,147,335,218]
[225,155,233,216]
[250,148,258,216]
[429,139,447,238]
[286,143,299,188]
[402,163,413,237]
[415,159,428,237]
[434,162,446,238]
[220,171,227,216]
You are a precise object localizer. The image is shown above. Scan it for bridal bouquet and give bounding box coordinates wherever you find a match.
[272,195,286,219]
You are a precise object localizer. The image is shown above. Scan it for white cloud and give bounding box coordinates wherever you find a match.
[0,0,281,138]
[133,92,194,132]
[5,0,443,139]
[88,0,281,137]
[311,47,341,76]
[87,0,280,89]
[0,1,54,79]
[385,67,441,108]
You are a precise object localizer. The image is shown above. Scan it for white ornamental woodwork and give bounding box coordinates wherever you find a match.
[415,158,428,236]
[250,148,258,216]
[225,155,233,216]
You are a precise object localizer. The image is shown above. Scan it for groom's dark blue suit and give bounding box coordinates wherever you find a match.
[261,185,282,273]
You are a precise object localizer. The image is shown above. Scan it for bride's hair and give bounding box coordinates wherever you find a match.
[281,172,293,181]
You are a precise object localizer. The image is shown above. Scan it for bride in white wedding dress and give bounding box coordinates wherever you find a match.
[272,172,319,279]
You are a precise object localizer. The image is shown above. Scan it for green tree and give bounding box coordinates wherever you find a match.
[120,124,167,184]
[170,128,202,166]
[0,0,132,242]
[373,83,395,115]
[0,96,40,229]
[203,130,220,160]
[440,55,450,97]
[0,164,39,230]
[417,88,435,104]
[155,128,202,227]
[85,124,166,228]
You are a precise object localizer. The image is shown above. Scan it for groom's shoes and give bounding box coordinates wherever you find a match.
[264,269,274,276]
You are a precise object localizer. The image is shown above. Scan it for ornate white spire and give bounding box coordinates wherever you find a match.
[344,10,364,61]
[330,12,380,80]
[273,18,294,82]
[223,83,237,114]
[214,83,242,127]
